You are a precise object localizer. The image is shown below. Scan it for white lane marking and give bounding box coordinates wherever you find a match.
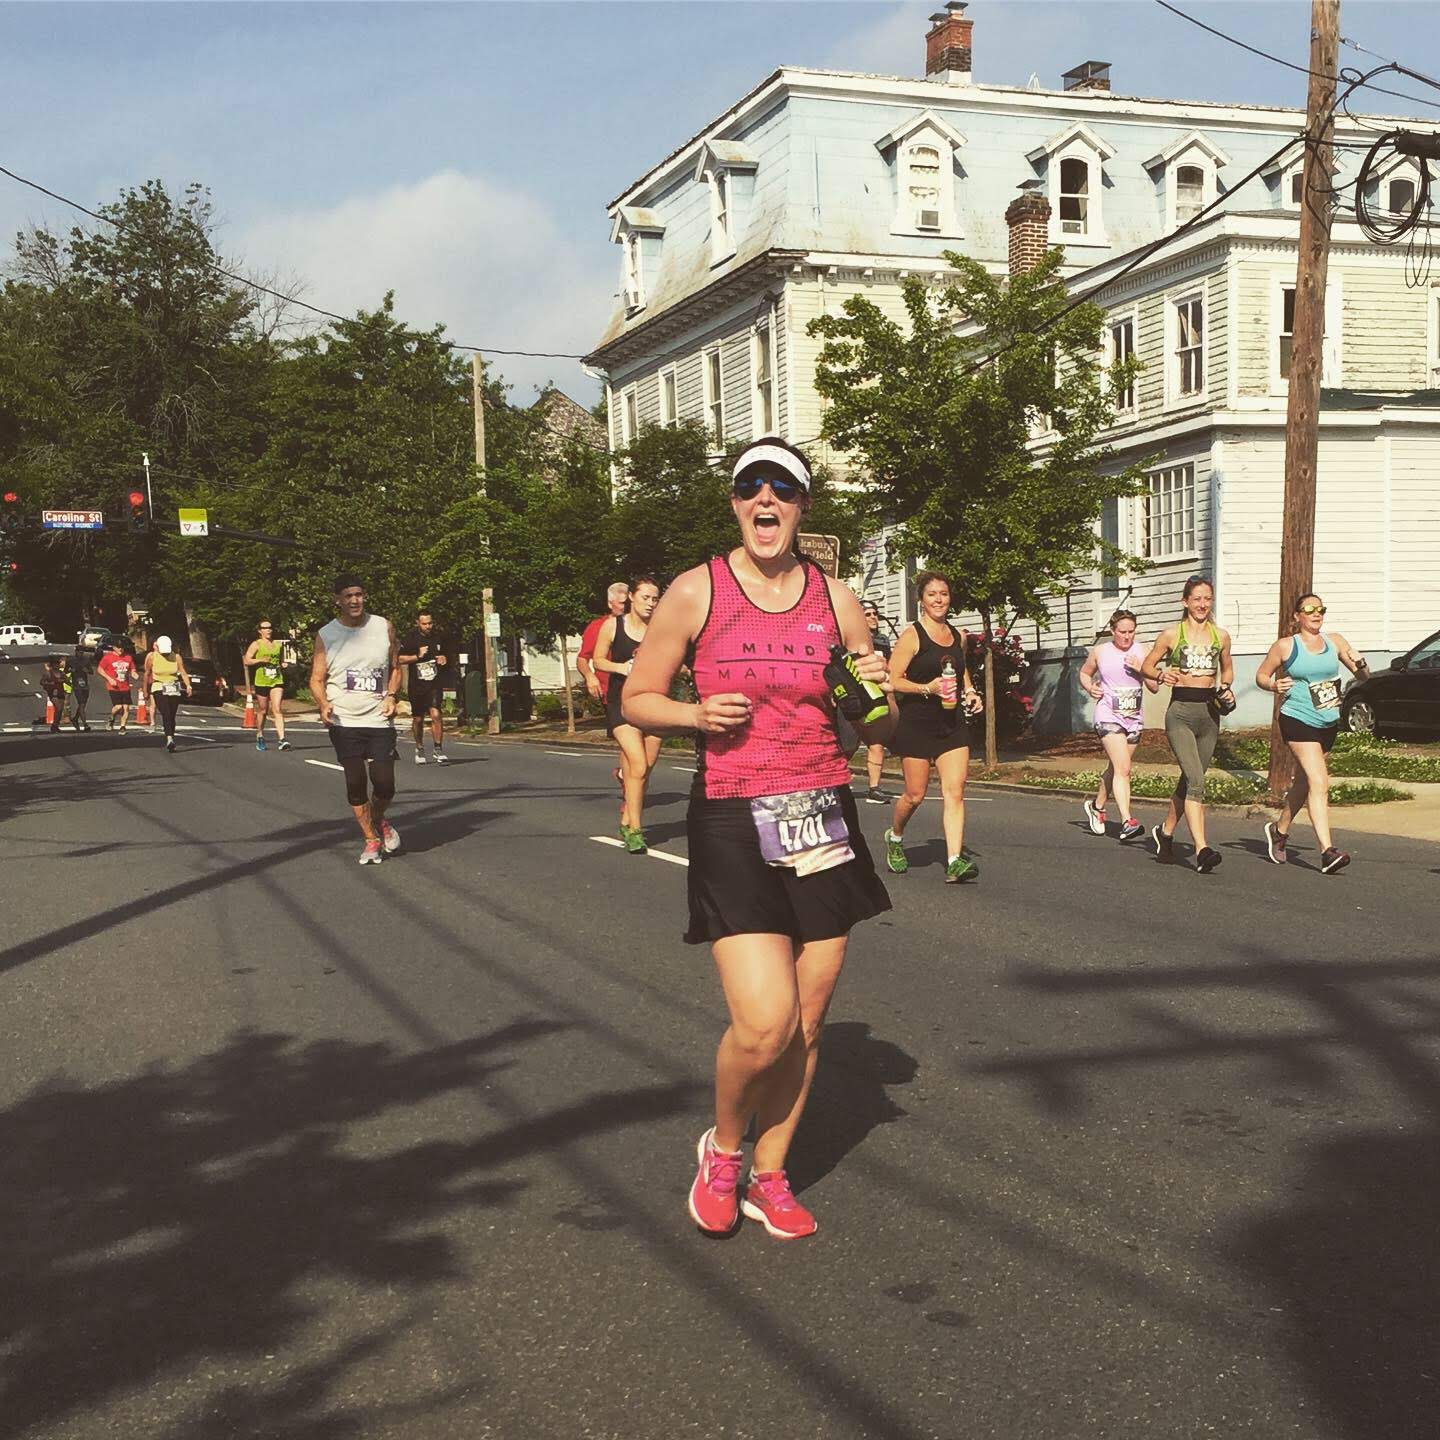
[181,734,217,744]
[589,835,689,867]
[670,765,697,774]
[545,749,601,758]
[305,759,345,772]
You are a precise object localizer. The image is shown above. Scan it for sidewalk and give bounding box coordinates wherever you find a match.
[467,721,1438,844]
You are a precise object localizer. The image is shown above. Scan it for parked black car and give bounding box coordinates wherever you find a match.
[1341,628,1440,735]
[181,657,231,707]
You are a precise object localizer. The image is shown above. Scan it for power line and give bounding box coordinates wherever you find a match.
[1153,1,1440,113]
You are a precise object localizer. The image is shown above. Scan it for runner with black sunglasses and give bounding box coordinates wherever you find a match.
[623,436,894,1242]
[1256,592,1365,874]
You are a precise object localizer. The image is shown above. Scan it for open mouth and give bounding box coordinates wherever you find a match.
[754,514,781,536]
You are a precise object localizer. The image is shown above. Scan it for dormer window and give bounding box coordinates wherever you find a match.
[1290,169,1305,205]
[875,109,968,238]
[1389,176,1417,214]
[1269,154,1338,211]
[1145,133,1230,231]
[693,140,758,267]
[1059,157,1089,235]
[1027,122,1115,248]
[609,206,666,317]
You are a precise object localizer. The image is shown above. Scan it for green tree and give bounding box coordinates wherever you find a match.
[810,247,1145,762]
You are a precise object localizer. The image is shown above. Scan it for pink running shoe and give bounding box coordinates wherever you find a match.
[741,1169,818,1240]
[381,820,401,855]
[687,1128,743,1236]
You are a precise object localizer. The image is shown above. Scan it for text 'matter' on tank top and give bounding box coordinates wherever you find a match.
[1094,640,1144,731]
[690,555,851,801]
[320,613,393,728]
[1281,632,1343,728]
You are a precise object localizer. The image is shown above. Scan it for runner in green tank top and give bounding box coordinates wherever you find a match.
[244,619,290,753]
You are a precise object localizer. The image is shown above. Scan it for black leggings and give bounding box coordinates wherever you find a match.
[340,757,396,809]
[155,692,182,738]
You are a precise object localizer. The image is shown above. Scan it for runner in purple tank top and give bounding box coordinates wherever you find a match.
[624,437,895,1242]
[1078,609,1159,842]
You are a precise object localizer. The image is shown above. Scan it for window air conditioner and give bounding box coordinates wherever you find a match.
[623,287,642,312]
[917,208,942,230]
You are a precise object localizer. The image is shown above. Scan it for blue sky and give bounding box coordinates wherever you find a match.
[2,1,1435,399]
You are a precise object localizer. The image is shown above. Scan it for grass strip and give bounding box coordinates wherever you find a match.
[1004,769,1410,806]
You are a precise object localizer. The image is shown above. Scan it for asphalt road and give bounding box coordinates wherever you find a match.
[2,722,1438,1440]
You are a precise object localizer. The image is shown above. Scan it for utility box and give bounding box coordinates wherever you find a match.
[497,673,532,723]
[463,670,489,721]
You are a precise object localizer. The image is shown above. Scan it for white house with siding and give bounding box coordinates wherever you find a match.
[584,3,1440,728]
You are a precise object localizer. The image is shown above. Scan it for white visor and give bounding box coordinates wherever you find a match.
[732,442,810,493]
[155,635,173,653]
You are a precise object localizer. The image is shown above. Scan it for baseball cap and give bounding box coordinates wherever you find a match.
[155,635,174,654]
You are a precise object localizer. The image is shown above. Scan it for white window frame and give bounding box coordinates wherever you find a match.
[1167,290,1206,405]
[1269,272,1344,393]
[706,168,732,264]
[621,233,644,314]
[1107,311,1137,414]
[1429,283,1440,385]
[704,348,724,450]
[1145,133,1230,232]
[875,110,968,240]
[1139,463,1197,561]
[620,386,639,448]
[1027,122,1115,249]
[750,325,775,438]
[660,366,678,427]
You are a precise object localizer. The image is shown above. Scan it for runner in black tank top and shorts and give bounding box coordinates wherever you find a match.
[594,576,662,853]
[884,571,985,883]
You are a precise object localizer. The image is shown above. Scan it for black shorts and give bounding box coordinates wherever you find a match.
[684,785,891,946]
[408,682,445,715]
[1279,713,1338,752]
[891,701,970,761]
[107,690,131,705]
[328,725,398,764]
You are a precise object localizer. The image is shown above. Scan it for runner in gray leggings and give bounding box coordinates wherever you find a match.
[1141,576,1235,874]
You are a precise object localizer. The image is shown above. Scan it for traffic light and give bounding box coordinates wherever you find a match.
[1,491,18,535]
[128,489,149,534]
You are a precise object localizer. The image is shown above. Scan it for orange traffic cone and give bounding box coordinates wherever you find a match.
[135,691,150,725]
[242,692,258,729]
[43,696,56,726]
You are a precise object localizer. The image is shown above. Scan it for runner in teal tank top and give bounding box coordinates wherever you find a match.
[1255,591,1367,874]
[244,620,290,753]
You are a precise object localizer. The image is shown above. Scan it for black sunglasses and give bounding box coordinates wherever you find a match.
[733,473,805,503]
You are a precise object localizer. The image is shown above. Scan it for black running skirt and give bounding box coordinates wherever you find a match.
[684,785,892,946]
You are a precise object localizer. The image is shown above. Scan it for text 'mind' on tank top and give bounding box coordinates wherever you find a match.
[320,613,393,728]
[690,556,851,801]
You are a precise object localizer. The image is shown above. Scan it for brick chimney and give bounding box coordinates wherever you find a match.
[926,2,973,85]
[1006,181,1051,275]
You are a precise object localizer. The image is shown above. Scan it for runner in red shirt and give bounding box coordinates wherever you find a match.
[96,640,136,732]
[575,583,629,702]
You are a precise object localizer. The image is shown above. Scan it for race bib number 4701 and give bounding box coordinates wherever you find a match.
[750,787,855,876]
[344,667,384,694]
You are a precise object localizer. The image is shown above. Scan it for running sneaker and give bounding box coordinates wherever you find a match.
[865,786,898,805]
[1118,818,1145,843]
[1264,820,1288,865]
[118,724,127,735]
[621,824,648,855]
[256,735,267,752]
[945,853,980,884]
[164,737,175,752]
[433,750,449,766]
[358,839,384,865]
[1152,823,1175,864]
[1083,798,1107,835]
[414,750,427,765]
[884,829,908,874]
[277,739,291,752]
[381,820,402,855]
[741,1169,818,1240]
[107,714,115,730]
[687,1128,743,1236]
[1321,847,1351,875]
[1195,847,1223,874]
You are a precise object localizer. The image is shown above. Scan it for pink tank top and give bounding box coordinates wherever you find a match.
[1094,640,1144,732]
[691,555,851,800]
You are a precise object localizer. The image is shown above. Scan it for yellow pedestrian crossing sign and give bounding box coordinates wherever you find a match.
[178,507,209,537]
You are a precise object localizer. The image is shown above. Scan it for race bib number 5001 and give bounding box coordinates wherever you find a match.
[344,667,384,694]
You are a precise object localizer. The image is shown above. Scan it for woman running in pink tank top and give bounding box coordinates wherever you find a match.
[1078,608,1158,842]
[624,437,895,1242]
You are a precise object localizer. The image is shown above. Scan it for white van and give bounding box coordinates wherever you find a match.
[0,625,46,647]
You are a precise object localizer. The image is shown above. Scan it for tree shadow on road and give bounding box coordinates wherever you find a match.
[787,1021,918,1193]
[0,1022,696,1439]
[972,947,1440,1439]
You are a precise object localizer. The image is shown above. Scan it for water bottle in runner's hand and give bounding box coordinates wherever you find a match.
[826,646,889,725]
[939,657,958,711]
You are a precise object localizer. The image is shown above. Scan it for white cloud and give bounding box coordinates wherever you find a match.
[236,170,613,403]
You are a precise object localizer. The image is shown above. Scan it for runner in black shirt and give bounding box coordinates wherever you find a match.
[397,612,451,765]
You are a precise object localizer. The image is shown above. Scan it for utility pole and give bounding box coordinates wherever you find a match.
[472,355,500,735]
[1269,0,1338,803]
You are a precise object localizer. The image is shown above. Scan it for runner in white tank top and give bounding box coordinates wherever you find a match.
[310,574,403,865]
